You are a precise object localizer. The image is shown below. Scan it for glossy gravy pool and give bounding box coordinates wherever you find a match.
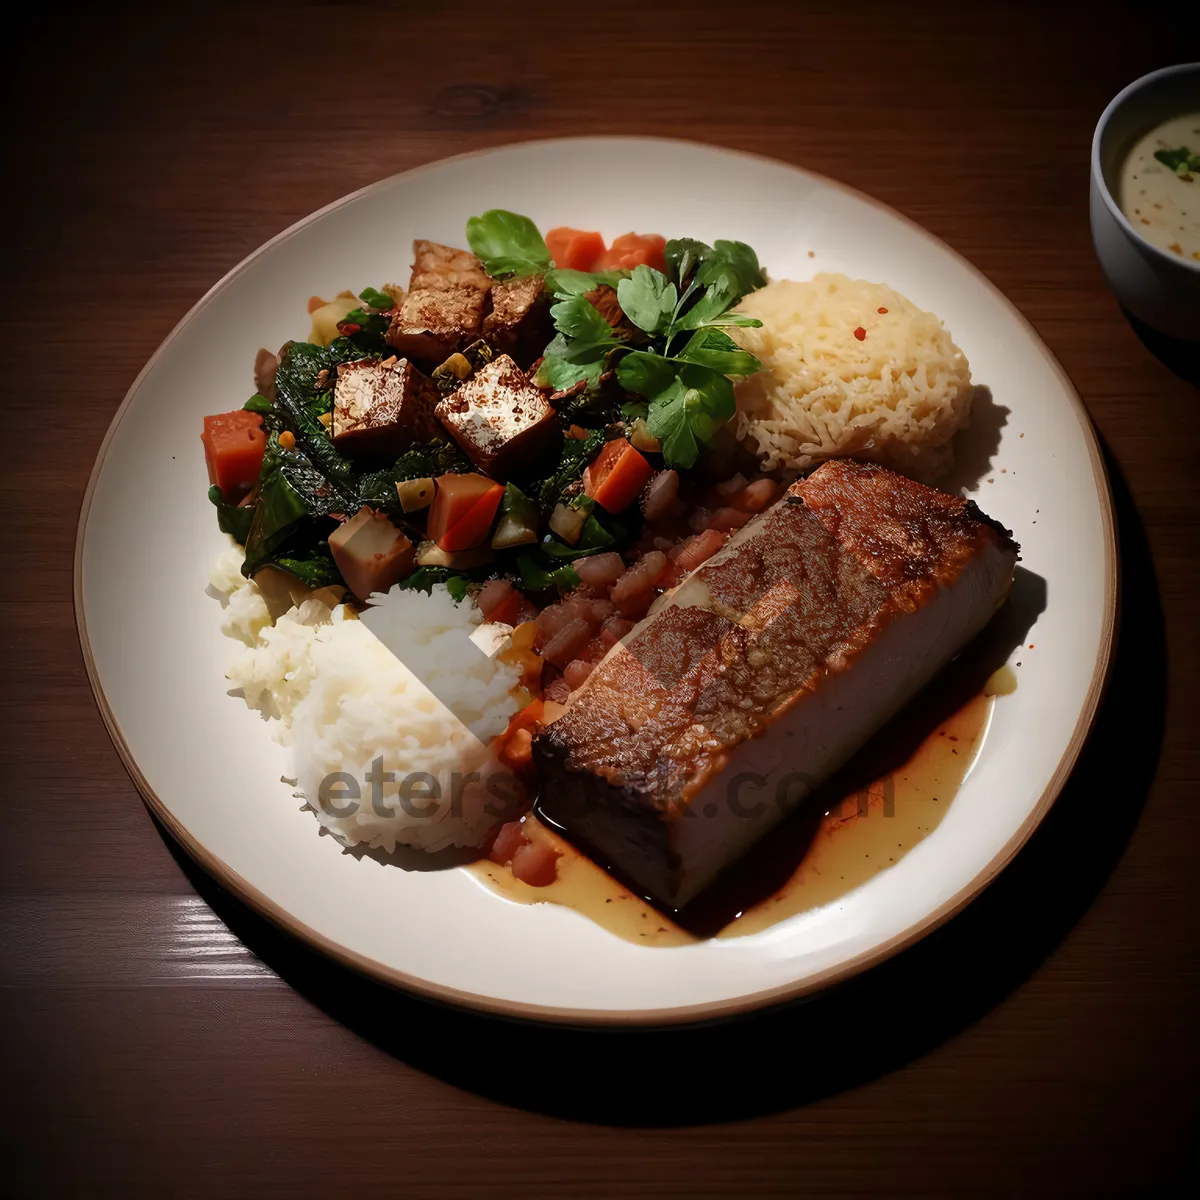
[470,678,1002,944]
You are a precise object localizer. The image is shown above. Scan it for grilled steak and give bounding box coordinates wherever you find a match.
[331,357,439,459]
[435,354,561,481]
[533,459,1019,910]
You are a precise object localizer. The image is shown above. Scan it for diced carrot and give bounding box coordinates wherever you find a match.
[477,578,514,620]
[478,579,525,627]
[596,232,667,273]
[500,726,534,770]
[201,410,266,502]
[497,697,548,770]
[584,439,654,514]
[427,474,505,552]
[545,227,607,272]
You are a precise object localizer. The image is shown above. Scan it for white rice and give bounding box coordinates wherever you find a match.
[732,274,973,480]
[210,548,522,853]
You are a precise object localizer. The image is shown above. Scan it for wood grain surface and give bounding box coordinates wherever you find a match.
[2,1,1198,1195]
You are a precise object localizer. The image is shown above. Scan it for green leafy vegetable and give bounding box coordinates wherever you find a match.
[697,239,767,298]
[532,429,606,513]
[241,443,314,576]
[616,265,678,335]
[674,328,760,375]
[516,555,581,593]
[357,439,470,515]
[397,566,479,601]
[533,350,606,394]
[499,481,538,524]
[536,229,765,468]
[208,485,254,544]
[465,209,552,279]
[540,515,616,558]
[243,394,273,415]
[338,308,390,353]
[273,551,342,589]
[1153,146,1200,175]
[550,295,621,346]
[616,350,677,397]
[358,286,395,311]
[663,238,710,288]
[644,366,736,470]
[544,267,628,296]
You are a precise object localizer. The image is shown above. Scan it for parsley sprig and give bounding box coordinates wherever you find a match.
[536,239,766,468]
[462,209,767,468]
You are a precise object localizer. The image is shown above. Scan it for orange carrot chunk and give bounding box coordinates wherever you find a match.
[201,410,266,502]
[427,473,505,551]
[597,232,667,273]
[545,227,607,272]
[583,439,654,514]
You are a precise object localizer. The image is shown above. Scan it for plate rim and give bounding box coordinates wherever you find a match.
[73,135,1119,1027]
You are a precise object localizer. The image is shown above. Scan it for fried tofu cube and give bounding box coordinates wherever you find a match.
[385,286,488,369]
[328,506,415,601]
[434,354,561,481]
[482,274,551,367]
[409,240,492,293]
[331,357,439,460]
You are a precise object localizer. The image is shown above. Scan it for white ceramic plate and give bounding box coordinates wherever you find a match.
[76,138,1115,1025]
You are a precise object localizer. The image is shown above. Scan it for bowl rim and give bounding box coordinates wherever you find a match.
[1091,60,1200,275]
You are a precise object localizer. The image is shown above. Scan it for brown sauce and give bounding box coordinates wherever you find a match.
[468,689,995,945]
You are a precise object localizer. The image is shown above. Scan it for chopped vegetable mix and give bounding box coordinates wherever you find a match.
[205,208,767,621]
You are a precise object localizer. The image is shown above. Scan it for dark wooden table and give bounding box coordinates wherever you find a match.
[3,2,1197,1195]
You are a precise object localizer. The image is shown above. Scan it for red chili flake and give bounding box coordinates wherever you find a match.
[877,306,888,314]
[853,326,867,341]
[337,322,361,336]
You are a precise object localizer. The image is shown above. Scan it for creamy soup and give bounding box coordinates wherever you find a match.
[1118,112,1200,263]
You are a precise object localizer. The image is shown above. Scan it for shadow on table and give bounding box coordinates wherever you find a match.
[1121,306,1199,388]
[159,448,1165,1127]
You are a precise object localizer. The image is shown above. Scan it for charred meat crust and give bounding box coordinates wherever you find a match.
[533,459,1020,901]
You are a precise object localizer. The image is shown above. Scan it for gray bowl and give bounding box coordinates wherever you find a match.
[1090,63,1200,342]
